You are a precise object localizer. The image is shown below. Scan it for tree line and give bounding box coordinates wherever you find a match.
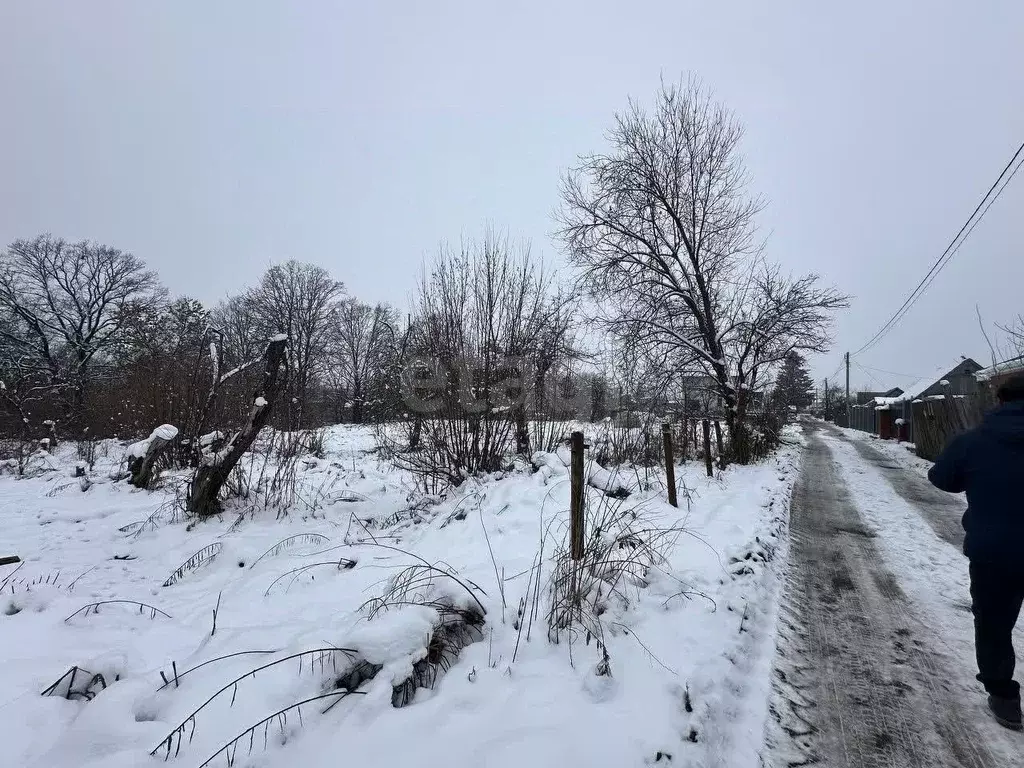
[1,79,845,484]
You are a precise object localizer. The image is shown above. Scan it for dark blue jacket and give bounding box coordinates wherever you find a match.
[928,401,1024,563]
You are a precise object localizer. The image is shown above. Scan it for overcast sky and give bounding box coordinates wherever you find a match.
[1,1,1021,393]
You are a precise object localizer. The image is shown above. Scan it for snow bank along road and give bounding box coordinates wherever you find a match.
[764,421,1023,767]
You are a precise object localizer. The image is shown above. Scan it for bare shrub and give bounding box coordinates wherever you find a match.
[151,647,360,761]
[382,232,575,489]
[359,546,487,707]
[546,492,687,664]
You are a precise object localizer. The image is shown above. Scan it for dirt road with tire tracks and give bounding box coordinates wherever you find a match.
[763,422,1020,768]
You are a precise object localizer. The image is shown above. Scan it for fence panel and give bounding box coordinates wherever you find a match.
[910,396,989,461]
[849,406,875,434]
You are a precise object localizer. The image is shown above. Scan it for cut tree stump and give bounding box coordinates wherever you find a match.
[128,425,179,489]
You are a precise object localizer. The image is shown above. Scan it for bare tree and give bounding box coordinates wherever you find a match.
[210,294,265,371]
[247,261,345,428]
[188,336,288,517]
[329,299,396,423]
[0,235,163,421]
[559,79,845,462]
[725,268,848,459]
[998,315,1024,358]
[559,80,760,454]
[394,233,562,485]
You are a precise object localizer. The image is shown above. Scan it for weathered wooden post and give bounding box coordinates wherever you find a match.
[570,431,585,560]
[662,423,678,508]
[702,419,714,478]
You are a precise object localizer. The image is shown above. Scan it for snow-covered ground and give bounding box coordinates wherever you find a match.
[833,426,935,475]
[0,424,803,768]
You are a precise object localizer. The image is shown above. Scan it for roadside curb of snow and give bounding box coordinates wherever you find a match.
[678,438,804,767]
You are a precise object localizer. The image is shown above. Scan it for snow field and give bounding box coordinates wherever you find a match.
[0,424,804,768]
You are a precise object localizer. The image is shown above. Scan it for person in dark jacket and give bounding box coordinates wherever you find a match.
[929,373,1024,731]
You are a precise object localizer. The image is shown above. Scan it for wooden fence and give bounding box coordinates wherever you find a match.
[911,394,992,461]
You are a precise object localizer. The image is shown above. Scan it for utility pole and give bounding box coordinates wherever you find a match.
[824,379,829,421]
[845,352,851,427]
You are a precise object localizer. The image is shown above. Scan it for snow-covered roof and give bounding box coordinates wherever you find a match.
[976,356,1024,382]
[871,396,902,410]
[893,361,969,402]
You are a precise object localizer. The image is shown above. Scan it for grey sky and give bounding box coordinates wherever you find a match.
[2,2,1021,394]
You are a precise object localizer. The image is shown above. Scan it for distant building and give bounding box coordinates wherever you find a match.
[847,358,983,442]
[893,357,983,402]
[855,387,903,406]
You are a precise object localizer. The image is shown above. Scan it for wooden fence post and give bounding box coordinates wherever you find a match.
[662,424,678,508]
[570,431,585,560]
[702,419,713,478]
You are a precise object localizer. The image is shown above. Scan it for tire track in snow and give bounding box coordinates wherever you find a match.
[827,426,966,550]
[764,423,999,768]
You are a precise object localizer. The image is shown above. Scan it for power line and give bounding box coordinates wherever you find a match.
[853,140,1024,358]
[857,363,924,380]
[853,361,887,390]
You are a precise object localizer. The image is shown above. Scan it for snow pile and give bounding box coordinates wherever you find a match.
[531,444,632,496]
[125,425,178,460]
[0,423,804,768]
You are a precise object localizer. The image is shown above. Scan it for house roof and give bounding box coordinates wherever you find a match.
[894,358,980,402]
[976,356,1024,382]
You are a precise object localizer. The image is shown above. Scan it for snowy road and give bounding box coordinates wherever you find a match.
[765,422,1023,768]
[843,434,965,550]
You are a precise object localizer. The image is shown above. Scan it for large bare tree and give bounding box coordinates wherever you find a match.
[0,235,163,422]
[559,80,845,462]
[559,80,759,453]
[329,298,396,423]
[247,261,345,428]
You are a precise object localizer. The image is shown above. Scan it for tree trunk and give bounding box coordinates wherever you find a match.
[727,387,752,465]
[409,415,422,450]
[187,339,288,517]
[515,409,530,455]
[128,425,178,489]
[352,378,363,424]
